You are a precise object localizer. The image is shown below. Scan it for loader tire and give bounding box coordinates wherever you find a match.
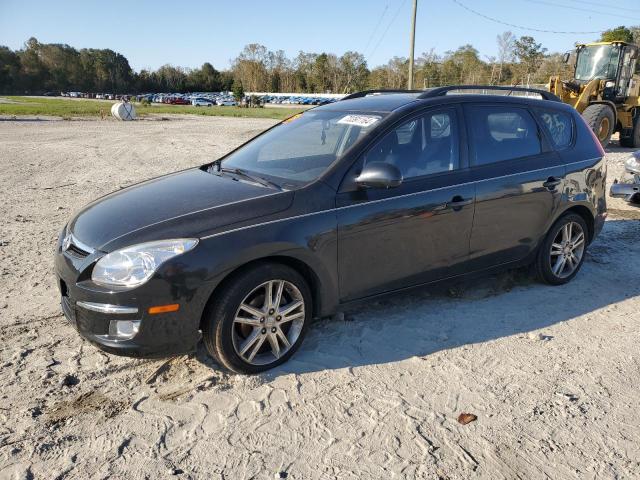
[619,116,640,148]
[582,104,614,148]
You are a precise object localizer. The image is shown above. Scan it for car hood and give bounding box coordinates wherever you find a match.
[68,168,293,251]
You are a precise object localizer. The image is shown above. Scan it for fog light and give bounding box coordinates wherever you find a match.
[108,319,141,340]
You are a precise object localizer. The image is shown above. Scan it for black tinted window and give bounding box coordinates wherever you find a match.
[537,109,573,149]
[364,109,459,179]
[468,106,541,166]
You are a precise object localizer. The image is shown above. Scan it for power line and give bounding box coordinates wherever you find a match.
[522,0,640,22]
[450,0,606,34]
[363,3,390,55]
[560,0,640,14]
[368,0,409,61]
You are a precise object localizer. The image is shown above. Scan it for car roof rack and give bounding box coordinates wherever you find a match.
[418,85,561,102]
[341,89,425,101]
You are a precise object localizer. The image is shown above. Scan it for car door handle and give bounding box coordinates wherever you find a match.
[543,176,562,190]
[447,196,473,210]
[433,196,473,212]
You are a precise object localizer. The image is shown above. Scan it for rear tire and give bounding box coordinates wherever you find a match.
[620,116,640,148]
[202,263,312,374]
[582,104,614,148]
[535,213,589,286]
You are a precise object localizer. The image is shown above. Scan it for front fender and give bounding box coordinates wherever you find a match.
[195,209,339,318]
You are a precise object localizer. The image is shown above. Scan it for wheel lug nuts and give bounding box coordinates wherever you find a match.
[271,327,277,333]
[276,316,281,321]
[269,309,274,315]
[261,328,266,334]
[260,317,265,323]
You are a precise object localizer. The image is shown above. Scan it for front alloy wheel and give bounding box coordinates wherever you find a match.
[232,280,305,365]
[203,263,311,374]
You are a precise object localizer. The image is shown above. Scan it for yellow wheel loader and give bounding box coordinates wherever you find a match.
[549,41,640,147]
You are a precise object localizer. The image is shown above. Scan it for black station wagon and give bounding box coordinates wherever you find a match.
[55,86,607,373]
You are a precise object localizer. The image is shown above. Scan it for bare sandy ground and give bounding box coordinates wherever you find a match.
[0,116,639,480]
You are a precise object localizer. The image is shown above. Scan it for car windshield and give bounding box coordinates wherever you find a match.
[218,109,385,186]
[575,44,621,81]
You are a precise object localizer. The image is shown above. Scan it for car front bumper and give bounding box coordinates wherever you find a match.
[610,171,640,204]
[55,237,207,358]
[58,290,202,357]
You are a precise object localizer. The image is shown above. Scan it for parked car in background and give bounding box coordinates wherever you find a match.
[192,98,215,107]
[217,98,236,106]
[610,150,640,205]
[55,85,606,374]
[170,97,190,105]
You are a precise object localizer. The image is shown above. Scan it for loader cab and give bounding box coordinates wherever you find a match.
[571,42,638,102]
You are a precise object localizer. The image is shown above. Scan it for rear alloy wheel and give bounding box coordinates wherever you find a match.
[582,103,615,147]
[203,263,311,374]
[535,213,588,285]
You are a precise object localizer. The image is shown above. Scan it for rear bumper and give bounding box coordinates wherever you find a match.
[594,210,606,238]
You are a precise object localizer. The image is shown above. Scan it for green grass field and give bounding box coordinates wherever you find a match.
[0,96,304,120]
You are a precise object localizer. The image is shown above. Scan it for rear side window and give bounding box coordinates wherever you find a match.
[467,106,541,166]
[536,109,573,149]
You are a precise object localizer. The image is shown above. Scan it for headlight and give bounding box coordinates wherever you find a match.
[92,239,198,288]
[625,153,640,174]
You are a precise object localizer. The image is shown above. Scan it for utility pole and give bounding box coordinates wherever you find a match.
[408,0,418,89]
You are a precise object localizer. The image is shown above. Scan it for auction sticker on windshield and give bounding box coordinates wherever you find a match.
[337,114,381,127]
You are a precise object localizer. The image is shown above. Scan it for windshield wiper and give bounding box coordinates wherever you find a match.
[219,166,282,190]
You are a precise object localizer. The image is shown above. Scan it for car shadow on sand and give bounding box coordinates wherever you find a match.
[196,218,640,376]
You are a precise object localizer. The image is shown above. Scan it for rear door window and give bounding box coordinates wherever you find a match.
[467,105,542,166]
[536,108,574,149]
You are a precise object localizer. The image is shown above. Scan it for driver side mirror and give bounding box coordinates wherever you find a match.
[562,52,571,64]
[355,162,402,189]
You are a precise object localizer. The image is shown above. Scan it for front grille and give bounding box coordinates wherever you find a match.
[66,242,91,258]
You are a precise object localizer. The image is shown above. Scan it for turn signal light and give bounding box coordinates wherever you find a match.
[148,304,180,314]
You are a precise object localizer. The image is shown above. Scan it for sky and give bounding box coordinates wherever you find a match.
[1,0,639,71]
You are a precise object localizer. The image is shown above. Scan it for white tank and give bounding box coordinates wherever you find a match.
[111,102,136,121]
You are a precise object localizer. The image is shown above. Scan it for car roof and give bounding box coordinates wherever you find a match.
[315,93,421,113]
[314,90,572,114]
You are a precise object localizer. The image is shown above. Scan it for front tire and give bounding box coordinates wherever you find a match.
[535,213,589,285]
[203,263,312,374]
[582,104,614,147]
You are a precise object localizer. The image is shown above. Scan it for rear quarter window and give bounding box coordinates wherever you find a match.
[536,108,574,150]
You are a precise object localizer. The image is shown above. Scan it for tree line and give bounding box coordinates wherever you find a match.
[1,26,638,95]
